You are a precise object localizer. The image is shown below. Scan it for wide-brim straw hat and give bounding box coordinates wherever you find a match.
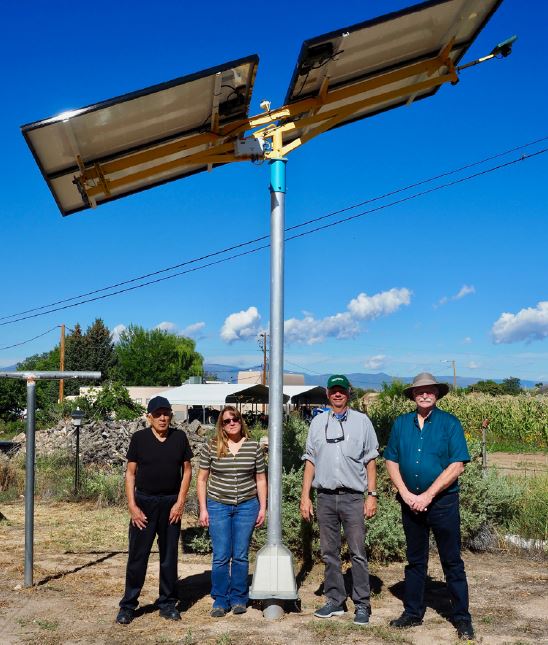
[403,372,450,400]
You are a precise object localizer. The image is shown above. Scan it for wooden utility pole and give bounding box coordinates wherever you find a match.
[58,324,65,402]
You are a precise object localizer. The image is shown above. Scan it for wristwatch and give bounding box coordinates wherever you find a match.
[367,491,378,497]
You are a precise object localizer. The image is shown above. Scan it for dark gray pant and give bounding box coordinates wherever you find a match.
[317,491,371,608]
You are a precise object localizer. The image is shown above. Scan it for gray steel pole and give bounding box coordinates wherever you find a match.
[267,162,286,546]
[24,379,36,587]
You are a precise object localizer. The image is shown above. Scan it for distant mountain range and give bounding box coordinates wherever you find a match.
[203,363,537,391]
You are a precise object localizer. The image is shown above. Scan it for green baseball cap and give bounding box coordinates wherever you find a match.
[327,374,351,390]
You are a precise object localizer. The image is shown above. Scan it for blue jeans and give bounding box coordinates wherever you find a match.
[207,497,259,609]
[400,492,471,622]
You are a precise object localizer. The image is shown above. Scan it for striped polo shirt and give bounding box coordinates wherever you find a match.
[199,439,266,505]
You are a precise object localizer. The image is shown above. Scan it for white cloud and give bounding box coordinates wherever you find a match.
[348,288,412,320]
[492,301,548,344]
[284,312,360,345]
[462,336,472,344]
[435,284,475,308]
[468,361,480,369]
[181,322,206,339]
[156,321,177,332]
[455,285,475,300]
[221,306,262,343]
[111,324,126,343]
[364,354,386,370]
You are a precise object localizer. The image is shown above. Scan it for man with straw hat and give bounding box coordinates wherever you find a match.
[384,373,474,640]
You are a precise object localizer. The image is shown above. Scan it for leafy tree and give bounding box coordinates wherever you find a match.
[114,325,203,386]
[18,348,62,409]
[78,381,144,420]
[64,319,116,394]
[379,379,407,399]
[502,377,521,395]
[0,378,25,421]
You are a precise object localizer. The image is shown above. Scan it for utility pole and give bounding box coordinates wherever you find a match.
[58,324,65,402]
[442,359,457,391]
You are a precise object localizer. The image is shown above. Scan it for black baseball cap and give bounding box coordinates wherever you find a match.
[147,396,172,414]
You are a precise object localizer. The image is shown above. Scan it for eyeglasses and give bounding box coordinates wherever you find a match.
[324,414,346,444]
[222,417,241,426]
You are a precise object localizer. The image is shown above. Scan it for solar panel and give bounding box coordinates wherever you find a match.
[21,55,259,215]
[282,0,503,150]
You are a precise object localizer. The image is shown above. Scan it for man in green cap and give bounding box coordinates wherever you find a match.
[300,374,379,626]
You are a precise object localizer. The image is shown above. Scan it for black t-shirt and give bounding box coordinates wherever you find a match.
[126,427,193,495]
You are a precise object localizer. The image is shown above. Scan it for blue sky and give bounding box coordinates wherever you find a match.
[1,0,547,384]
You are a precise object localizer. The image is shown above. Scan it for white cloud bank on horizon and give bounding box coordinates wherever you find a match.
[492,301,548,344]
[364,354,386,370]
[222,288,411,346]
[221,306,262,343]
[434,284,475,308]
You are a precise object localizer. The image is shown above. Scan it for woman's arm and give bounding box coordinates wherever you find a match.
[197,468,210,527]
[255,471,267,527]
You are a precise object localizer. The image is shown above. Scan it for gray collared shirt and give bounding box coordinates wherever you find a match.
[303,408,379,492]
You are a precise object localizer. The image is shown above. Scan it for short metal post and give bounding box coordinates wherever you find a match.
[24,379,36,587]
[74,426,80,495]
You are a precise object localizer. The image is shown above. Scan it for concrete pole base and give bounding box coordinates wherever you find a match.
[263,600,284,620]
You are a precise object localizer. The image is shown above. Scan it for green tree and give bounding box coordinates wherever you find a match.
[501,377,522,395]
[467,380,505,396]
[114,325,203,386]
[18,348,61,409]
[64,319,116,394]
[0,378,26,421]
[379,378,407,399]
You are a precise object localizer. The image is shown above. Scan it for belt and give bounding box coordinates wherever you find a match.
[317,487,363,495]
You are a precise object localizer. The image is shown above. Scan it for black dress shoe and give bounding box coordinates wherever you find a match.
[159,606,181,621]
[116,608,135,625]
[455,620,475,640]
[389,612,423,628]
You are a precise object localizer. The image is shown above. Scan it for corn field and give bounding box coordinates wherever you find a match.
[367,393,548,449]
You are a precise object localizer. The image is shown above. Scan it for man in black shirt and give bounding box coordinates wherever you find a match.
[116,396,193,625]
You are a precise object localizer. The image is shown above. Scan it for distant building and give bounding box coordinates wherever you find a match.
[237,370,304,386]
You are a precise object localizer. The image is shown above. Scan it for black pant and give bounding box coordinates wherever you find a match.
[119,492,180,610]
[400,492,470,622]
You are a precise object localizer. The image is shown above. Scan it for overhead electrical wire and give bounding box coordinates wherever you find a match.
[0,326,60,351]
[0,141,546,328]
[1,135,545,325]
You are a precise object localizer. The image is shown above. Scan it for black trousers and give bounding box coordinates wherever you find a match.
[400,492,470,622]
[119,492,180,610]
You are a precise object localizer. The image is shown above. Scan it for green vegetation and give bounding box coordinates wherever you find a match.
[366,392,548,451]
[114,324,203,386]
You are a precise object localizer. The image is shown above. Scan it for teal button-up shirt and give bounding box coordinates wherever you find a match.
[384,406,470,494]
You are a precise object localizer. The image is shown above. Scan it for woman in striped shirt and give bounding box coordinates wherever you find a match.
[197,406,267,617]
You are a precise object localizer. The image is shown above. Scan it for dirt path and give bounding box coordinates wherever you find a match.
[0,500,546,644]
[488,452,548,476]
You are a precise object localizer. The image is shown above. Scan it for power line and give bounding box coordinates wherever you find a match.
[1,144,546,327]
[1,136,545,324]
[0,326,59,351]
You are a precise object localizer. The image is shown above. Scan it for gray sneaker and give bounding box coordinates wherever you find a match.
[314,601,345,618]
[353,605,370,626]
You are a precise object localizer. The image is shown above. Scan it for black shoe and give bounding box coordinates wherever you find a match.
[353,605,370,626]
[159,606,181,621]
[314,601,346,618]
[115,608,135,625]
[455,620,475,640]
[232,605,247,615]
[389,612,423,628]
[210,607,227,618]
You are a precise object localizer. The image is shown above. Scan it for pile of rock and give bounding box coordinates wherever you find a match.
[11,418,208,466]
